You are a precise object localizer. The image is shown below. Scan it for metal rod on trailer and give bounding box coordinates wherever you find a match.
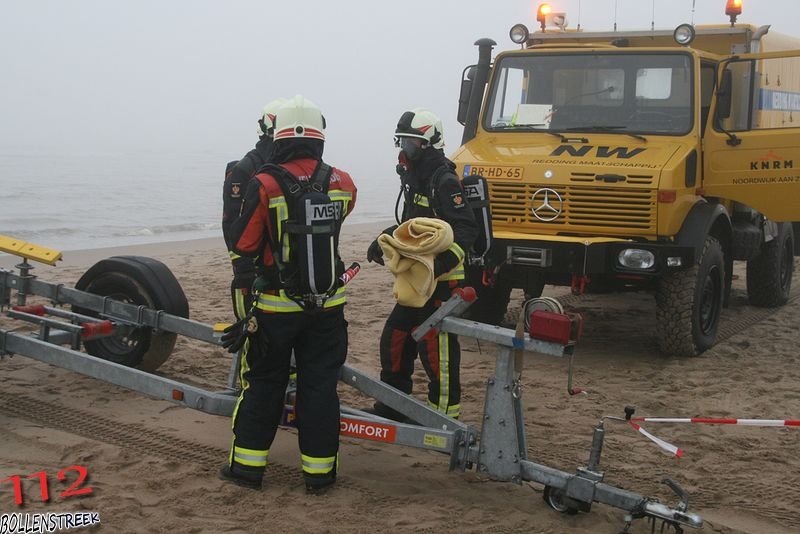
[0,329,237,416]
[7,309,86,334]
[1,273,220,345]
[339,363,466,433]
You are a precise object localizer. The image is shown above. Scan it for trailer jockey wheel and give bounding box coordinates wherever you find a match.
[543,486,579,515]
[73,256,189,371]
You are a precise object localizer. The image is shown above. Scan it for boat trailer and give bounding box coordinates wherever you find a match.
[0,236,702,532]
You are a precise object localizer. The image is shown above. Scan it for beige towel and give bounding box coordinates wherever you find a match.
[378,217,454,307]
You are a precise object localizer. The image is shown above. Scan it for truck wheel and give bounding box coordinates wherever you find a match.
[746,224,794,307]
[73,256,189,371]
[463,267,512,325]
[656,237,724,356]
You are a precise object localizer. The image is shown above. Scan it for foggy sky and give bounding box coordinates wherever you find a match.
[1,0,798,187]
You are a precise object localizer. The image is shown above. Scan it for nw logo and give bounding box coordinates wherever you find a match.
[750,150,793,170]
[550,145,647,159]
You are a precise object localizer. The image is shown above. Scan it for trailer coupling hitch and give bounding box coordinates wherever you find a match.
[620,478,702,534]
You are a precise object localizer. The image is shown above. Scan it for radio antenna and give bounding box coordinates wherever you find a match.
[691,0,696,25]
[651,0,656,30]
[614,0,618,31]
[577,0,582,31]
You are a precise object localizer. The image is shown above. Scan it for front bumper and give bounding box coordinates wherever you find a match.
[493,235,695,277]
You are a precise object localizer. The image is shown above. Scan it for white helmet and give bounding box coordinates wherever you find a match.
[273,95,326,142]
[257,98,287,138]
[394,108,444,149]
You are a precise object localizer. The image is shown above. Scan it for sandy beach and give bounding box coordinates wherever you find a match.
[1,221,799,533]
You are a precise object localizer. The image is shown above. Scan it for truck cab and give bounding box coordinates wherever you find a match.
[455,5,800,356]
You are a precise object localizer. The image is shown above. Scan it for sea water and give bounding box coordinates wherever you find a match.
[0,145,396,252]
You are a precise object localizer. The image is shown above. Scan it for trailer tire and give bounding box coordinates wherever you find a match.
[746,224,794,307]
[655,237,724,357]
[463,267,512,325]
[74,256,189,371]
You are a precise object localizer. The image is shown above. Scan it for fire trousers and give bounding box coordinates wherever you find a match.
[379,282,461,418]
[229,306,348,484]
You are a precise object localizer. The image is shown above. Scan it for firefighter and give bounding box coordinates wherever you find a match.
[222,98,286,320]
[219,95,357,492]
[366,109,478,421]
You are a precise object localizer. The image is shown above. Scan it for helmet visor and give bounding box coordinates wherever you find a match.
[397,136,424,161]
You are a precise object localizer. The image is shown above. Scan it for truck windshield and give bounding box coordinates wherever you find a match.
[484,52,693,136]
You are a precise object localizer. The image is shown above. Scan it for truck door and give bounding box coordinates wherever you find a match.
[703,50,800,222]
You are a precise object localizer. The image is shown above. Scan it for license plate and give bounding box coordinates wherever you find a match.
[463,164,523,179]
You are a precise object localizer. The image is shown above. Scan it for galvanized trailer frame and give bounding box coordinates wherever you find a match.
[0,258,702,532]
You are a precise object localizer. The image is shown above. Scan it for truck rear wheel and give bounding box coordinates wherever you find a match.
[73,256,189,371]
[746,224,794,307]
[656,237,724,356]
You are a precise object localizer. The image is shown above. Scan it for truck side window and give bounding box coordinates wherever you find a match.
[700,64,716,136]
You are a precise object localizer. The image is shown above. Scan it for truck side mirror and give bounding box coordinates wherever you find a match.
[457,66,477,126]
[716,68,732,120]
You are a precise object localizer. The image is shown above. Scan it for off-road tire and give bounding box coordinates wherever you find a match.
[656,237,725,357]
[74,256,189,371]
[746,224,794,307]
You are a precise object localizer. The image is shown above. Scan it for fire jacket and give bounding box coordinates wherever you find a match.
[399,152,478,280]
[222,138,274,278]
[230,158,357,312]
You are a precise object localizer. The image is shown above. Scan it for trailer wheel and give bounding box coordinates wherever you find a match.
[746,223,794,307]
[73,256,189,371]
[463,267,512,325]
[543,486,578,515]
[656,237,724,357]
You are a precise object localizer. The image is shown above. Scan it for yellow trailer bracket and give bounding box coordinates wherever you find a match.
[0,235,63,266]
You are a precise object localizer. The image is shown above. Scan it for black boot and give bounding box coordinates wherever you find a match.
[304,471,336,495]
[218,463,263,490]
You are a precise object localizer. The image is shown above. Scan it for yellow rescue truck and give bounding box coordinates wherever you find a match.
[455,1,800,356]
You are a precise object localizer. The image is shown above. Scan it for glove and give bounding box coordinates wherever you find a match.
[220,314,258,354]
[367,238,384,266]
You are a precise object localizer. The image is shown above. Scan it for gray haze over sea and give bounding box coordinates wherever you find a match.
[0,145,396,252]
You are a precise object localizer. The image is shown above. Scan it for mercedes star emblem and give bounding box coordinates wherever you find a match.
[531,188,563,222]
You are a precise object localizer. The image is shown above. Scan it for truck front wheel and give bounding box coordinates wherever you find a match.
[746,223,794,307]
[656,237,725,356]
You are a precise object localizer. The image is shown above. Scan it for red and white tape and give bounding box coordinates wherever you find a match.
[631,417,800,427]
[628,421,684,458]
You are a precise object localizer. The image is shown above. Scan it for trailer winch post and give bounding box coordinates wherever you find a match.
[476,344,527,482]
[14,258,34,307]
